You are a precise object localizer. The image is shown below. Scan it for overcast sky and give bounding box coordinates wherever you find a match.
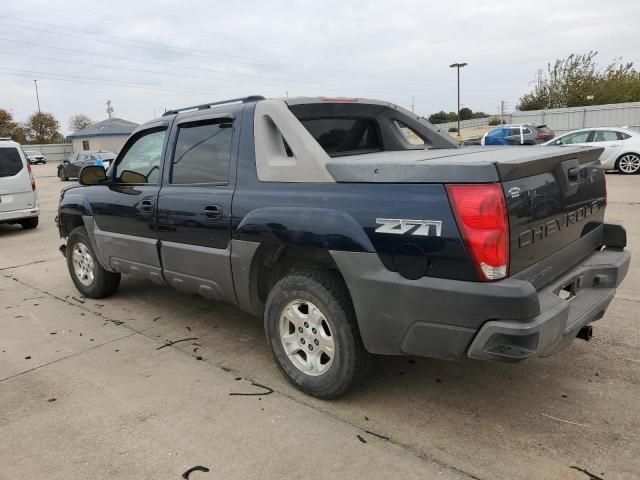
[1,0,639,134]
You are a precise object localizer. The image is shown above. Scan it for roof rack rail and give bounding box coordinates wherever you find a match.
[163,95,265,116]
[0,137,13,141]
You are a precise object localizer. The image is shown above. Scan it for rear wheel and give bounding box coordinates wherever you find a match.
[66,226,121,298]
[264,268,369,399]
[616,153,640,175]
[20,217,38,229]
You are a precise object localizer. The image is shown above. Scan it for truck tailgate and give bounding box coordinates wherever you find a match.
[500,147,606,276]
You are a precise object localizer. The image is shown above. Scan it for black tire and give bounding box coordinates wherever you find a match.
[20,217,39,229]
[264,268,370,399]
[66,226,121,298]
[58,168,68,181]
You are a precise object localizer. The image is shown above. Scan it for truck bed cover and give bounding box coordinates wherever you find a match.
[326,145,603,183]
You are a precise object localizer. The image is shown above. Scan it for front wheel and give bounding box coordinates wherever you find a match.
[616,153,640,175]
[264,269,370,399]
[66,226,121,298]
[58,169,68,181]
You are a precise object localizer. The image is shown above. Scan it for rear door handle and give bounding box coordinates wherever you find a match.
[203,205,222,219]
[140,200,155,213]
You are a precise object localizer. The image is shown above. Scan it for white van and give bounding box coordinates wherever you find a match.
[0,139,39,229]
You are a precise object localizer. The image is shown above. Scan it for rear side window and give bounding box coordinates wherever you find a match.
[508,128,522,136]
[618,132,631,140]
[299,118,380,156]
[171,120,233,184]
[592,131,619,142]
[557,131,590,144]
[0,148,23,177]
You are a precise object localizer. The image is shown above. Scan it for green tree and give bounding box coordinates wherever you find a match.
[459,107,473,120]
[517,51,640,110]
[427,110,453,124]
[0,108,17,138]
[25,112,62,144]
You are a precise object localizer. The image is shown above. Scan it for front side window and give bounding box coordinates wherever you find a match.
[115,129,166,184]
[0,148,23,177]
[556,131,590,144]
[171,120,233,184]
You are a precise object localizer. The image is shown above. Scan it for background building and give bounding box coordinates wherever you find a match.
[68,118,138,153]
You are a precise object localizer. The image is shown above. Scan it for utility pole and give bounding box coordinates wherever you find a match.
[536,69,543,93]
[106,99,113,119]
[33,79,41,114]
[449,62,467,141]
[500,100,506,125]
[411,96,415,113]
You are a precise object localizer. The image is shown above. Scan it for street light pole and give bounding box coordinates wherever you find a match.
[449,62,467,140]
[33,79,41,114]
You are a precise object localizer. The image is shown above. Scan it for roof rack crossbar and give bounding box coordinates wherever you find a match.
[163,95,265,116]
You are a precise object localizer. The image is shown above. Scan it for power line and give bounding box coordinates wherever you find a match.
[0,67,237,95]
[0,15,400,80]
[0,15,380,79]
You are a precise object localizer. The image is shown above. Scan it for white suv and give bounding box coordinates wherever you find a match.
[0,139,39,229]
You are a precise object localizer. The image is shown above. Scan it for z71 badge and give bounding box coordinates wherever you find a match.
[375,218,443,237]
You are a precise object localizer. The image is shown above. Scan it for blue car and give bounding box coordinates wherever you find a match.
[481,124,554,145]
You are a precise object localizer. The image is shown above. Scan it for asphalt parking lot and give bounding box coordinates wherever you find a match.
[1,162,638,480]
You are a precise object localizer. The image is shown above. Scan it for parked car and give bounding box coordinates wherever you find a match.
[57,96,629,398]
[481,124,554,145]
[58,151,117,181]
[0,139,39,229]
[24,150,47,165]
[543,127,640,175]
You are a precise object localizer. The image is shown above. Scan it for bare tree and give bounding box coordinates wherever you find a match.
[69,114,93,132]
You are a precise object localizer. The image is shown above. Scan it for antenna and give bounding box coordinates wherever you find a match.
[106,99,114,119]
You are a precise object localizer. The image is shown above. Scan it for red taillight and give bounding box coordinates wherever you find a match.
[446,184,509,281]
[27,163,36,191]
[537,131,547,138]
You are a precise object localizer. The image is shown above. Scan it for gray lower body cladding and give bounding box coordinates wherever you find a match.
[330,232,630,362]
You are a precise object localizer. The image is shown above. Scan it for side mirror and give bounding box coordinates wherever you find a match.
[119,170,147,184]
[79,165,107,186]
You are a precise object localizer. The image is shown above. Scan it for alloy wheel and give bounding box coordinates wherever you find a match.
[72,242,95,286]
[618,154,640,174]
[279,299,335,376]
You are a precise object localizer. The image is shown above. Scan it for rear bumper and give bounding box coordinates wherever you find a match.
[0,206,40,222]
[467,247,629,361]
[330,224,630,361]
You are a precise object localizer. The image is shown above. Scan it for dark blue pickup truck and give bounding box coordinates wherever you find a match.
[57,96,630,398]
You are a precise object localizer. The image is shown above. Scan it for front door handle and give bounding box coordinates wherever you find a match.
[203,205,222,219]
[567,166,580,180]
[140,200,155,213]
